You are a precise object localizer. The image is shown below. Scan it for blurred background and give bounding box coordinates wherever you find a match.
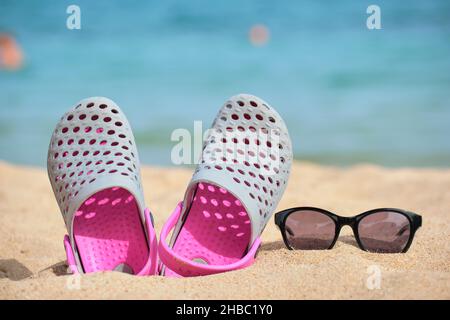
[0,0,449,167]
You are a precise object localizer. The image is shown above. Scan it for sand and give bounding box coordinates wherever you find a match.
[0,160,449,299]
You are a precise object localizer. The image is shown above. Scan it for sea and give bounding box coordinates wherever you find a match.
[1,0,449,167]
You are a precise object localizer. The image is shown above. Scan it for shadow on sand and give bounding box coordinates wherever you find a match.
[0,259,33,281]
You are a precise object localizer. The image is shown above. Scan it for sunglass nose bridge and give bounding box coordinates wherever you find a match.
[339,216,355,226]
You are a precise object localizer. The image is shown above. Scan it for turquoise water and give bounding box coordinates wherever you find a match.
[1,0,449,167]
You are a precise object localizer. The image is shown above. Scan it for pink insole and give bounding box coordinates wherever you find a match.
[73,187,148,274]
[165,182,251,277]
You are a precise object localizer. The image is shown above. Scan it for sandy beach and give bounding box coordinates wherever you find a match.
[0,160,449,299]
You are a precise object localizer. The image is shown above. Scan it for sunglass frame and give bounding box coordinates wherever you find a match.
[274,207,422,253]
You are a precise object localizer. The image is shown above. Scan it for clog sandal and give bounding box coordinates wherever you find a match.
[158,94,292,277]
[47,97,157,275]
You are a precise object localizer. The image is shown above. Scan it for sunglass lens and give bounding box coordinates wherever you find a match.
[284,210,336,250]
[358,211,411,253]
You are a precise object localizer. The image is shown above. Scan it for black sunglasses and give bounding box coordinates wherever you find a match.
[274,207,422,253]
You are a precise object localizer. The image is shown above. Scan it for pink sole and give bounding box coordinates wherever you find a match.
[165,182,251,277]
[73,187,148,273]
